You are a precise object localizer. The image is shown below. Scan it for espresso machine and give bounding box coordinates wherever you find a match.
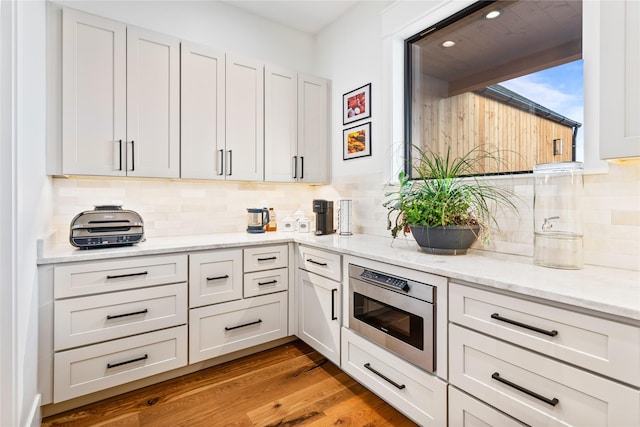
[313,199,334,235]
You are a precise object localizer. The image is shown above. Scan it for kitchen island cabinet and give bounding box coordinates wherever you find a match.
[61,9,179,178]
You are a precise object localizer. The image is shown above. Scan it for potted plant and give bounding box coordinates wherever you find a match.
[384,147,518,255]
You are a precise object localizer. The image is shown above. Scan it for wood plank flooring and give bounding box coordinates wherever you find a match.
[42,340,418,427]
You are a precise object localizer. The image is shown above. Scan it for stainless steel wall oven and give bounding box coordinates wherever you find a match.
[348,264,436,372]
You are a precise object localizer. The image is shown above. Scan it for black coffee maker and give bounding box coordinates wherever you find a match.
[313,199,334,235]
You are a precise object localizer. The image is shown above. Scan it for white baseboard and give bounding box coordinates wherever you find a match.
[24,394,41,427]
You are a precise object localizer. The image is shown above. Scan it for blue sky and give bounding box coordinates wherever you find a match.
[500,60,584,160]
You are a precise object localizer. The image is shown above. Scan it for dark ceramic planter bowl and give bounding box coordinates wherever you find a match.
[409,224,481,255]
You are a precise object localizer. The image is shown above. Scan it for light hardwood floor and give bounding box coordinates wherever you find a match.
[42,340,418,426]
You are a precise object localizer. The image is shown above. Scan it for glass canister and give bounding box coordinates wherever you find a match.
[533,162,584,269]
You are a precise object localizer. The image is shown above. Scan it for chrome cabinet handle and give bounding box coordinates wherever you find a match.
[364,363,406,390]
[106,309,148,320]
[225,319,262,331]
[107,354,148,369]
[492,372,559,406]
[491,313,558,337]
[106,271,148,280]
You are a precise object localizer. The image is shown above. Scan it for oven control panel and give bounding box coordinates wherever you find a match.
[360,269,411,292]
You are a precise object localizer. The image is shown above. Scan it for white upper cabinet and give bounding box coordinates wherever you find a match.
[181,43,226,180]
[61,9,180,178]
[298,74,330,184]
[62,9,127,176]
[264,65,298,182]
[226,55,265,181]
[600,0,640,159]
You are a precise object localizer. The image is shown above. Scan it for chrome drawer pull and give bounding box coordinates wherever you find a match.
[491,313,558,337]
[364,363,406,390]
[106,271,148,280]
[225,319,262,331]
[106,309,148,320]
[492,372,559,407]
[107,354,148,369]
[258,280,278,286]
[206,274,229,281]
[306,258,328,267]
[257,256,277,261]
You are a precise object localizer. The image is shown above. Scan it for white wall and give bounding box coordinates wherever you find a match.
[1,0,51,426]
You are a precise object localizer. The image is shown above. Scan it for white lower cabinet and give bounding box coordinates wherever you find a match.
[189,292,288,363]
[341,328,447,426]
[297,269,341,366]
[448,386,526,427]
[449,324,639,426]
[54,325,187,403]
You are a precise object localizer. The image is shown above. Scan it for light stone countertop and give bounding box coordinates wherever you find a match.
[38,231,640,322]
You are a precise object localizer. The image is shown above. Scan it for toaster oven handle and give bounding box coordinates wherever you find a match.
[106,271,148,280]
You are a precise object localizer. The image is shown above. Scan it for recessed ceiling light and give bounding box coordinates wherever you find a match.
[485,10,501,19]
[442,40,456,48]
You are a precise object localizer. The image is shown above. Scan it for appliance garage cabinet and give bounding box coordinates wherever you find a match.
[296,245,343,366]
[448,282,640,426]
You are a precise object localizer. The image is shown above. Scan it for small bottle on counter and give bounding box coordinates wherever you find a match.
[265,207,277,232]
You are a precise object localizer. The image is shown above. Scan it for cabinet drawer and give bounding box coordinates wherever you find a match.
[449,386,526,427]
[243,268,288,298]
[54,283,187,350]
[297,245,341,282]
[243,245,288,272]
[189,292,288,363]
[341,328,447,426]
[449,324,640,427]
[54,254,188,298]
[450,282,640,386]
[54,325,187,403]
[189,249,242,307]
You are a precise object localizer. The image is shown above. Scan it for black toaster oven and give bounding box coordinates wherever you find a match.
[70,205,144,249]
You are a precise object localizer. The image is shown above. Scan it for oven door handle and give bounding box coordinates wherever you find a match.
[364,363,406,390]
[331,288,338,320]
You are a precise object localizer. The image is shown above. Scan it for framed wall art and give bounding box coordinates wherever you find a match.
[343,83,371,125]
[343,122,371,160]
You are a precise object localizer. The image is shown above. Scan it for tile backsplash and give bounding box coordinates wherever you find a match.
[51,159,639,271]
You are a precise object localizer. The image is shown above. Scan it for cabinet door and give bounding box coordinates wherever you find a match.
[181,42,226,180]
[297,74,330,184]
[226,55,264,181]
[62,9,127,176]
[600,0,640,159]
[126,27,180,178]
[264,65,297,182]
[297,269,341,365]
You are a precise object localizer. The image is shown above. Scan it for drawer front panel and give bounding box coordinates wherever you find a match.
[54,326,187,403]
[54,255,188,298]
[341,328,447,427]
[189,292,288,363]
[54,283,187,350]
[243,245,288,272]
[297,245,341,282]
[449,386,526,427]
[189,250,242,307]
[450,282,640,386]
[243,268,288,298]
[449,324,640,427]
